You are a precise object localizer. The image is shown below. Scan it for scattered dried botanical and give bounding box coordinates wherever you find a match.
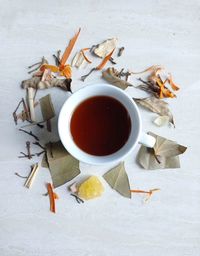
[15,172,28,179]
[132,65,179,99]
[47,183,56,213]
[24,163,40,188]
[72,48,92,68]
[118,47,125,57]
[130,188,160,202]
[93,38,117,58]
[43,141,80,188]
[137,132,187,170]
[19,128,39,141]
[81,49,115,81]
[70,193,84,204]
[102,67,133,90]
[103,162,131,198]
[27,88,36,122]
[133,97,174,126]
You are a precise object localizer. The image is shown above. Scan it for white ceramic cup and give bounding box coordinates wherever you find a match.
[58,83,155,165]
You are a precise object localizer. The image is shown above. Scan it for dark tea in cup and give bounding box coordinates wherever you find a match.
[70,96,131,156]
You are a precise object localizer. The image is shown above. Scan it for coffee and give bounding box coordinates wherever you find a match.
[70,96,131,156]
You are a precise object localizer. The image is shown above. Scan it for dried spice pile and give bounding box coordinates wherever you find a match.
[13,28,187,213]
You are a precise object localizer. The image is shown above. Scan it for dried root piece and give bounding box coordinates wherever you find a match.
[24,163,40,188]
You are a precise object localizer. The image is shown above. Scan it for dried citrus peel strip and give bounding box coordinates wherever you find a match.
[96,48,115,70]
[47,183,56,213]
[130,188,160,202]
[168,73,180,91]
[60,28,81,67]
[81,49,115,81]
[81,48,92,63]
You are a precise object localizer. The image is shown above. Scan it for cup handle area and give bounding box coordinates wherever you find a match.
[139,132,156,148]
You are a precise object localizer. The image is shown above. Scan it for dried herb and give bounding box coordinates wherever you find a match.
[137,132,187,170]
[19,128,39,141]
[103,162,131,198]
[132,65,179,99]
[28,57,48,74]
[109,57,117,65]
[27,88,36,122]
[13,98,29,125]
[22,77,72,91]
[72,48,92,68]
[93,38,117,58]
[118,47,124,57]
[47,183,56,213]
[15,172,28,179]
[102,67,133,90]
[33,141,46,150]
[24,163,40,188]
[43,141,80,188]
[70,193,84,204]
[39,94,55,132]
[60,28,81,67]
[81,49,115,81]
[130,188,160,202]
[133,97,174,126]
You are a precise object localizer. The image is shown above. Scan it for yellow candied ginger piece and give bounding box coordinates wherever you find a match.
[78,176,104,200]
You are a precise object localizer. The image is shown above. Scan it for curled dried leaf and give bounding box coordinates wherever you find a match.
[102,67,133,90]
[133,97,174,126]
[137,132,187,170]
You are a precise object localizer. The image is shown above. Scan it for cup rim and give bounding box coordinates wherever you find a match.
[58,83,142,165]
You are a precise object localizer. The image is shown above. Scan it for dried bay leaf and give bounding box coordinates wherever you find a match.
[102,67,133,90]
[103,162,131,198]
[39,94,55,121]
[137,132,187,170]
[134,97,174,126]
[94,38,118,58]
[46,141,80,188]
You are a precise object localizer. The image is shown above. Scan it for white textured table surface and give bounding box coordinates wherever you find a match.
[1,1,200,255]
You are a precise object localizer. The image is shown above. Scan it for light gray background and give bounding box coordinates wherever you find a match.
[0,0,200,255]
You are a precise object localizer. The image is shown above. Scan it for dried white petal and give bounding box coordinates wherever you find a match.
[94,38,118,58]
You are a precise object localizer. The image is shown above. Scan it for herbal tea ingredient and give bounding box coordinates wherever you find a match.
[14,29,187,213]
[103,162,131,198]
[137,132,187,170]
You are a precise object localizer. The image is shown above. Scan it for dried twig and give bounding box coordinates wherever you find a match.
[109,57,117,65]
[13,99,24,125]
[26,141,31,159]
[19,128,39,141]
[118,47,125,57]
[70,194,84,204]
[33,141,46,150]
[15,172,28,179]
[81,68,96,82]
[24,163,40,188]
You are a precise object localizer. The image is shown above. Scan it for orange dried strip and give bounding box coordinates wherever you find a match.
[40,64,59,73]
[60,28,81,67]
[131,65,162,75]
[130,188,160,201]
[81,48,92,63]
[47,183,56,213]
[168,74,180,91]
[96,49,115,70]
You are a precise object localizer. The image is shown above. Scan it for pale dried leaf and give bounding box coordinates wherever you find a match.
[94,38,118,58]
[46,141,80,188]
[103,162,131,198]
[134,97,174,126]
[71,51,87,68]
[39,94,55,121]
[153,116,170,126]
[137,132,187,170]
[102,67,133,90]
